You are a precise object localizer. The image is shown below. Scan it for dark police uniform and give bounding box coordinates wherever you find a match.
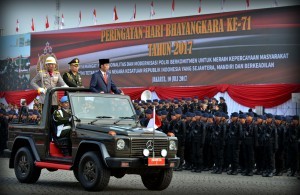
[262,114,278,177]
[191,116,206,172]
[255,115,266,175]
[241,113,257,176]
[226,112,242,175]
[203,115,214,171]
[211,112,226,174]
[168,110,186,171]
[274,115,285,176]
[63,58,83,87]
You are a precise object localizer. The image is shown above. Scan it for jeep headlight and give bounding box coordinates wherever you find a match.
[117,139,125,150]
[169,140,177,150]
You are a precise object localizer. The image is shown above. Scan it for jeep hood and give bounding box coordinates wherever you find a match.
[76,123,167,137]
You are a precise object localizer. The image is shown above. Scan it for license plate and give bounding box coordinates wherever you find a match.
[148,158,165,166]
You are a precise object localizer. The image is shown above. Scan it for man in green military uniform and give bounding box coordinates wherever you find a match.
[63,58,83,87]
[52,96,72,156]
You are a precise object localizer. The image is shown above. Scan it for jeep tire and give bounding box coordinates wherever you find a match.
[14,147,41,183]
[78,151,110,191]
[141,168,173,190]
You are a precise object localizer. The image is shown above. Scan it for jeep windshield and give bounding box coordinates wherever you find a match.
[69,94,136,124]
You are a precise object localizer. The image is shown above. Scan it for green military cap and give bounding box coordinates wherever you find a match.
[68,58,80,66]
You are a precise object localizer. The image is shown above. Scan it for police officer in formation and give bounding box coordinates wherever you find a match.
[135,96,300,178]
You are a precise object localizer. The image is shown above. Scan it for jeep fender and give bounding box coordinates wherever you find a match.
[75,141,110,168]
[9,136,40,168]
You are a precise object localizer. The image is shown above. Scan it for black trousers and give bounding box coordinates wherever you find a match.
[192,140,203,167]
[212,141,224,170]
[203,142,214,169]
[255,145,264,172]
[287,142,299,173]
[263,142,274,172]
[227,141,239,171]
[242,140,254,173]
[275,147,284,173]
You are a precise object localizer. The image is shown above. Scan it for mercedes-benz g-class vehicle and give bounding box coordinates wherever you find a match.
[7,87,179,191]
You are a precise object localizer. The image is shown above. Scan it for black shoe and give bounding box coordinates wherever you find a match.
[287,171,295,177]
[246,171,253,176]
[196,169,202,173]
[262,172,268,177]
[267,172,273,177]
[215,169,222,174]
[211,169,218,174]
[231,170,238,175]
[191,168,197,172]
[203,167,209,171]
[275,172,283,176]
[227,170,233,175]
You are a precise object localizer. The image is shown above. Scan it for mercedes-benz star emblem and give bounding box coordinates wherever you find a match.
[146,140,154,151]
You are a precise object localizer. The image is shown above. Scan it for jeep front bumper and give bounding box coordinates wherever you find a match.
[105,157,180,168]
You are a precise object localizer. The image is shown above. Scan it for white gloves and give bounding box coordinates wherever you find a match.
[38,88,46,94]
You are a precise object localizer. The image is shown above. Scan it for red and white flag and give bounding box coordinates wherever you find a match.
[150,1,155,19]
[45,16,49,29]
[31,18,35,32]
[60,14,65,29]
[16,19,19,33]
[147,106,162,130]
[113,6,118,21]
[130,3,136,21]
[198,0,202,14]
[246,0,250,9]
[93,8,97,25]
[171,0,175,16]
[78,10,82,26]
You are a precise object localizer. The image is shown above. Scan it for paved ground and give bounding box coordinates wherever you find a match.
[0,157,299,195]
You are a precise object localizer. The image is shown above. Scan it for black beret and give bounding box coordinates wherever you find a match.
[282,116,286,121]
[173,100,179,104]
[181,114,186,119]
[158,100,164,104]
[195,111,202,116]
[194,96,198,99]
[133,100,139,103]
[68,58,80,65]
[292,115,299,120]
[266,113,273,118]
[239,114,246,119]
[171,111,176,116]
[246,112,254,117]
[99,59,109,66]
[186,97,192,101]
[220,97,225,101]
[161,110,168,115]
[146,100,152,103]
[157,111,162,116]
[208,114,214,118]
[175,109,182,115]
[145,109,153,114]
[231,112,239,117]
[202,113,209,118]
[135,110,141,115]
[153,99,158,102]
[214,112,221,117]
[275,115,282,120]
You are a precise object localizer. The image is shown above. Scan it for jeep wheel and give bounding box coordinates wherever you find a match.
[141,168,173,191]
[78,151,110,191]
[14,147,41,183]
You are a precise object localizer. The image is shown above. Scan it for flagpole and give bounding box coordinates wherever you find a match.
[153,106,156,158]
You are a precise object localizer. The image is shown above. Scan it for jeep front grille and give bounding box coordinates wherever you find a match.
[131,138,168,158]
